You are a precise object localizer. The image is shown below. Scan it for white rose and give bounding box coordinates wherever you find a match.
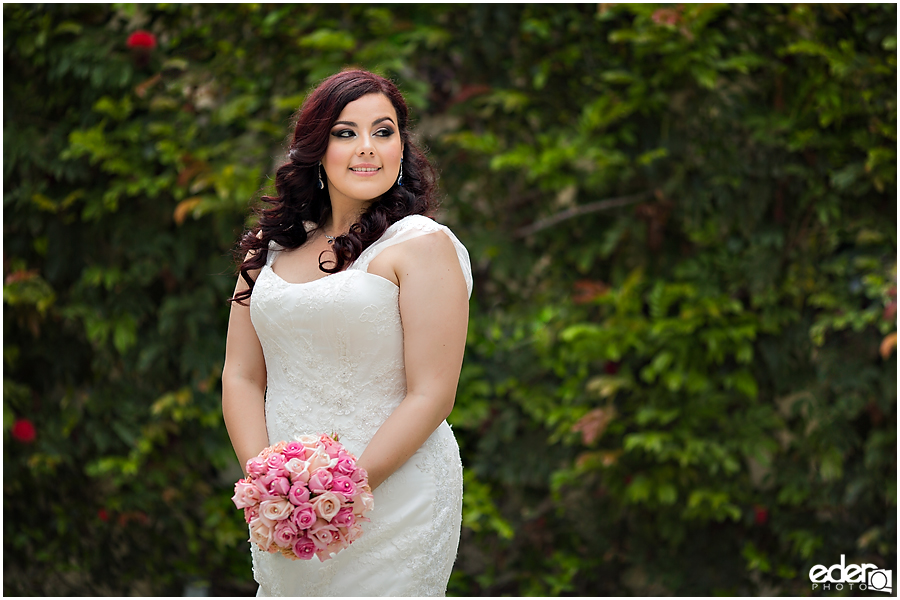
[249,519,274,551]
[260,498,294,521]
[284,458,311,483]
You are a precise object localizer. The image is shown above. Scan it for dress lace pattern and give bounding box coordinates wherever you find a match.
[248,215,471,597]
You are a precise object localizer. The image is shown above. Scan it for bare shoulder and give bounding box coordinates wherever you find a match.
[395,229,463,284]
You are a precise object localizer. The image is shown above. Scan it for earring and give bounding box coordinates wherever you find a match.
[317,163,325,190]
[397,160,403,187]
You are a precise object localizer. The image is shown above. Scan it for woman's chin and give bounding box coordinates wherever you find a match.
[330,182,394,204]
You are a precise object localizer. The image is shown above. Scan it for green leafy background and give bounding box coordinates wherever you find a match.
[4,4,896,595]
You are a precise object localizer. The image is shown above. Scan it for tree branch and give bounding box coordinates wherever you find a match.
[515,192,651,238]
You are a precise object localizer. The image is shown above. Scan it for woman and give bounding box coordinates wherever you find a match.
[221,69,472,597]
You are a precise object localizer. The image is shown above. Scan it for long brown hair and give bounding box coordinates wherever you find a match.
[230,69,437,305]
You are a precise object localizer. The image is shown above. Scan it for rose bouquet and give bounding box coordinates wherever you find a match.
[231,434,374,561]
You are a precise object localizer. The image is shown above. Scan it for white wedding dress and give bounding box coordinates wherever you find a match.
[248,214,472,596]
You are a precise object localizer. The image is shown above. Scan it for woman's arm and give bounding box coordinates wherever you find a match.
[356,230,469,490]
[222,267,270,476]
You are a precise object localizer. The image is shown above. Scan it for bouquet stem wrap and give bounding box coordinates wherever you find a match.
[231,434,374,561]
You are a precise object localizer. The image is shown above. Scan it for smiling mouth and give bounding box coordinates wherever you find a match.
[349,167,381,172]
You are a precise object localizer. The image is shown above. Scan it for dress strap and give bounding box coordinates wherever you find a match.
[265,222,315,268]
[265,239,283,268]
[354,215,473,298]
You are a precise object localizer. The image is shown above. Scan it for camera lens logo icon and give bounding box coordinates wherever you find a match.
[868,569,892,594]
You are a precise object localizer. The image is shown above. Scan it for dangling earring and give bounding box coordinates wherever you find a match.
[317,162,325,190]
[397,159,403,187]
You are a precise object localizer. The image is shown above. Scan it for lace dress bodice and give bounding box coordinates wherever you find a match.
[247,215,471,597]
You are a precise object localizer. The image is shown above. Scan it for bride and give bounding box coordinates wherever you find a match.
[221,69,472,596]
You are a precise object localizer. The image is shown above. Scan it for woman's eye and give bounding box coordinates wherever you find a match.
[375,128,394,137]
[331,129,355,138]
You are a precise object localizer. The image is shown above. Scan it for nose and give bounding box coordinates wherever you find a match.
[357,135,375,156]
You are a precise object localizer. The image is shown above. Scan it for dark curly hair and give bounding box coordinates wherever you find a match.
[230,69,437,305]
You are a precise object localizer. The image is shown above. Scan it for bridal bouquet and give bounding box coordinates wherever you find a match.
[231,434,374,561]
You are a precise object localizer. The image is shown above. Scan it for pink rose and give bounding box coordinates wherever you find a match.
[273,518,298,548]
[284,458,311,484]
[334,455,356,477]
[331,506,355,529]
[352,489,374,516]
[257,470,277,488]
[292,535,317,560]
[330,476,356,499]
[308,469,334,494]
[316,548,333,561]
[288,481,311,506]
[260,499,293,521]
[263,475,291,498]
[246,457,266,477]
[244,505,259,523]
[290,504,316,530]
[265,453,289,478]
[311,492,342,522]
[232,479,262,509]
[306,448,334,473]
[320,536,348,561]
[282,441,307,461]
[318,434,342,458]
[249,519,275,551]
[310,520,339,549]
[253,479,273,501]
[350,466,368,484]
[346,522,364,542]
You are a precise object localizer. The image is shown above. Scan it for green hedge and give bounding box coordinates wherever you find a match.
[4,4,895,595]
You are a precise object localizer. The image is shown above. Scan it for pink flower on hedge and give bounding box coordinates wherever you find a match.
[126,30,156,49]
[11,419,36,443]
[651,7,681,25]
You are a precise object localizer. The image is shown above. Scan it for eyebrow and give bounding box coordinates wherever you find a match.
[332,116,396,128]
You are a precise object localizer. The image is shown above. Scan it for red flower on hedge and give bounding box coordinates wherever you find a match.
[127,30,157,49]
[98,508,109,522]
[753,504,768,526]
[11,419,36,443]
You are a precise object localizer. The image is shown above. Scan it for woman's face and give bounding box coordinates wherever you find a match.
[322,93,403,208]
